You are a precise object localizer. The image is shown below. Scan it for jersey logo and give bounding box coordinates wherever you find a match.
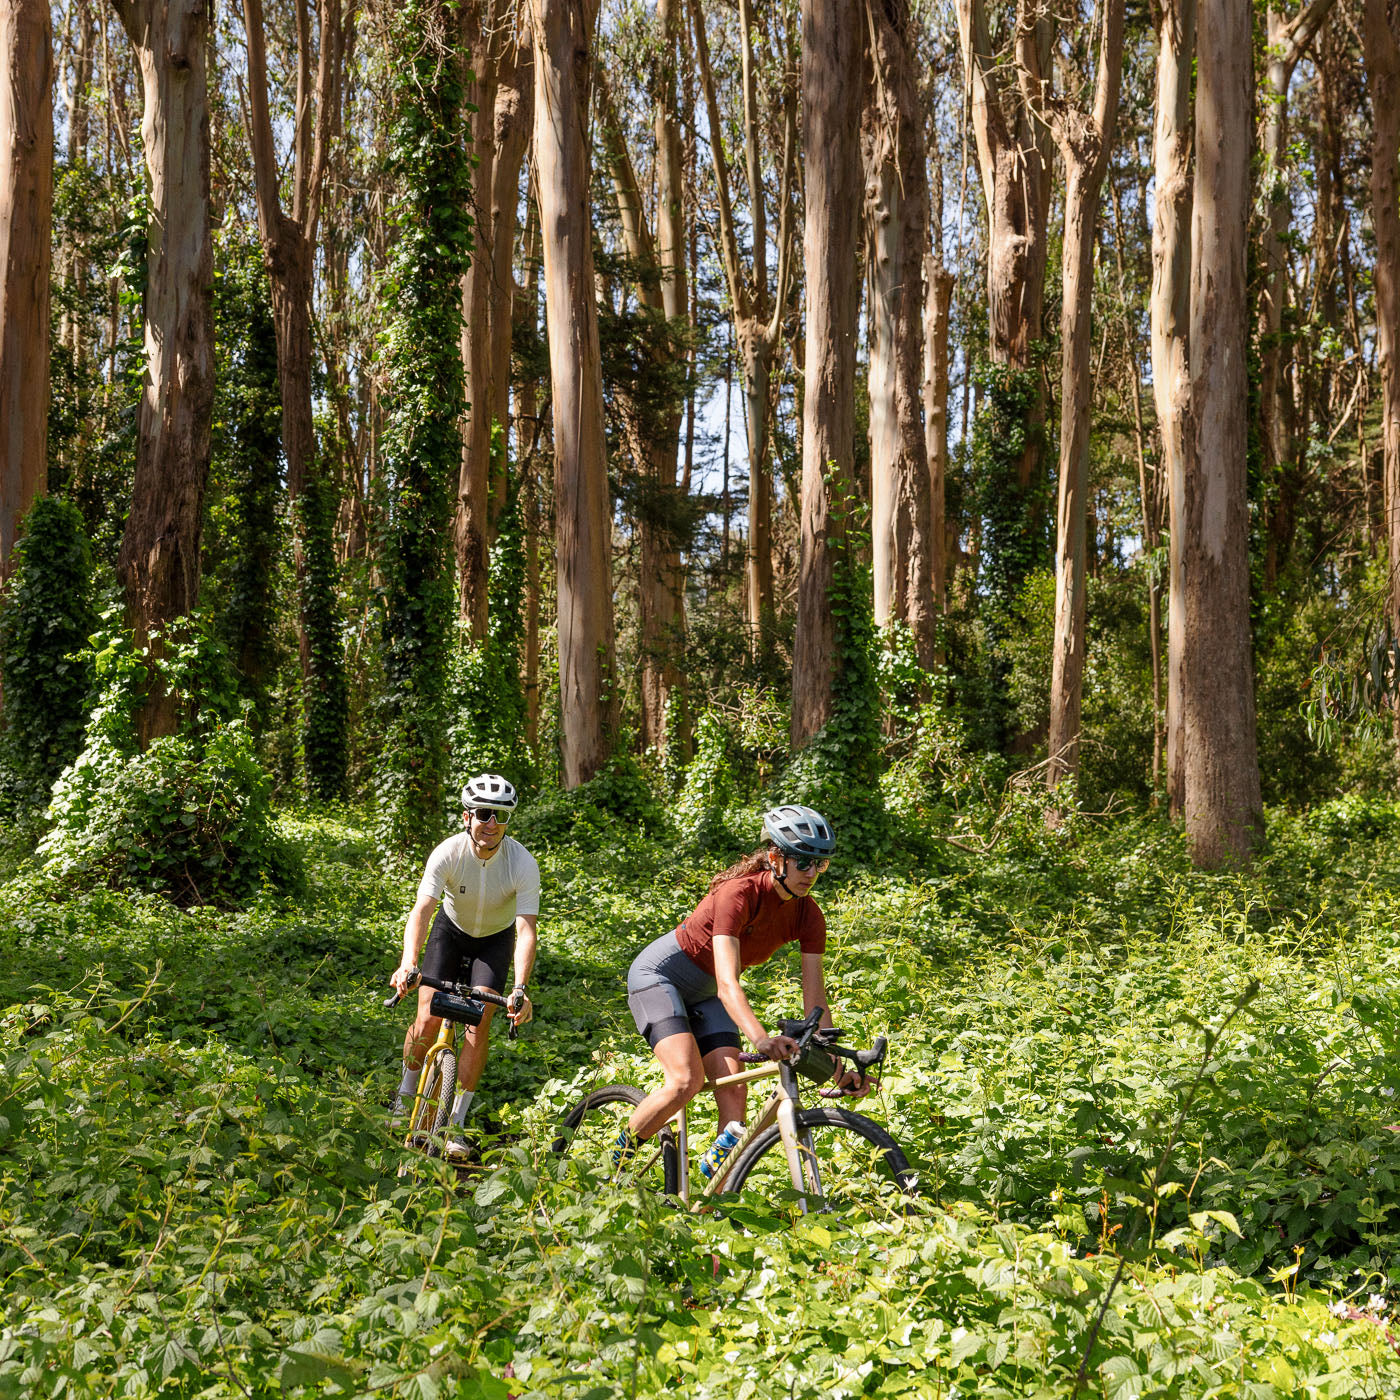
[459,885,466,894]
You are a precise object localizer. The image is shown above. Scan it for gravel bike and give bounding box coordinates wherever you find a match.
[551,1007,915,1214]
[383,971,516,1159]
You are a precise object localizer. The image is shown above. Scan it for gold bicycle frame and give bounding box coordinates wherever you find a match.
[404,1017,461,1144]
[664,1059,822,1212]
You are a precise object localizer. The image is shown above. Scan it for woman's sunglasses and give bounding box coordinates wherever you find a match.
[789,856,829,874]
[469,807,511,824]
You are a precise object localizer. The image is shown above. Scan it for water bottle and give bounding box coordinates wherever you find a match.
[699,1120,744,1180]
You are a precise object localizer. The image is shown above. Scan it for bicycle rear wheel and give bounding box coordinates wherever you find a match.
[722,1105,915,1215]
[551,1084,680,1194]
[405,1046,457,1157]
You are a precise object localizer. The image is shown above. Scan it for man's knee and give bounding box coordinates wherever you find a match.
[665,1059,704,1099]
[410,1014,442,1044]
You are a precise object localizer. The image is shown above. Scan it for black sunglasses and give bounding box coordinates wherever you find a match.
[469,807,510,824]
[789,855,829,874]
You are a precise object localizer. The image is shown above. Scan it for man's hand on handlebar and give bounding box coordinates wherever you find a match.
[755,1032,800,1062]
[390,963,421,995]
[506,985,533,1028]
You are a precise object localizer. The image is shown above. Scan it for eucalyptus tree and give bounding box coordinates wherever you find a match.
[110,0,214,744]
[1151,0,1193,816]
[791,0,863,746]
[1257,0,1337,582]
[1184,0,1263,865]
[594,0,690,759]
[531,0,617,786]
[863,0,937,671]
[0,0,52,580]
[1363,0,1400,758]
[690,0,799,658]
[1023,0,1125,791]
[457,0,533,636]
[374,0,473,846]
[954,0,1053,536]
[241,0,350,798]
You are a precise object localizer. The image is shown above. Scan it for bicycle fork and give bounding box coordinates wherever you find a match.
[775,1064,822,1213]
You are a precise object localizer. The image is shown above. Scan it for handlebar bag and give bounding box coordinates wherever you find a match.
[430,990,485,1027]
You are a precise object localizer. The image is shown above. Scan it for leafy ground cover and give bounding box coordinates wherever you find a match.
[4,800,1400,1396]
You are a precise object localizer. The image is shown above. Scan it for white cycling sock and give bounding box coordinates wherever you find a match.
[449,1090,475,1127]
[398,1064,418,1097]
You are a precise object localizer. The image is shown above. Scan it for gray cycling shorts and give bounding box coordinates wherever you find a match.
[626,930,741,1055]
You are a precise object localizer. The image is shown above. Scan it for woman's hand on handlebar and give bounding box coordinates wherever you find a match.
[833,1065,873,1098]
[390,963,420,994]
[755,1032,800,1062]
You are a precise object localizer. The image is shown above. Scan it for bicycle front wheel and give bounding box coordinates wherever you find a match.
[722,1105,915,1215]
[405,1046,457,1156]
[551,1084,679,1195]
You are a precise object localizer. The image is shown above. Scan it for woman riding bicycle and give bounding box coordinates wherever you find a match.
[618,804,865,1173]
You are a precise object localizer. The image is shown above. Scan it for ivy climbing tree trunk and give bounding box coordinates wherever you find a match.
[111,0,214,746]
[375,0,473,848]
[1183,0,1263,866]
[1151,0,1194,817]
[0,0,51,583]
[531,0,617,787]
[242,0,349,799]
[863,0,936,672]
[791,0,863,747]
[923,102,954,629]
[1363,0,1400,761]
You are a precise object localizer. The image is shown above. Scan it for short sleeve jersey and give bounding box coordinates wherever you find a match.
[416,833,540,937]
[675,869,826,976]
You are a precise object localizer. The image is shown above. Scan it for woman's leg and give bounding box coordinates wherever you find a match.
[628,1031,705,1139]
[701,1043,747,1127]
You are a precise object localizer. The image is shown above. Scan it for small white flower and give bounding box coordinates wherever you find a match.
[1369,1294,1387,1313]
[1317,1331,1338,1348]
[1329,1301,1348,1318]
[1381,1087,1396,1098]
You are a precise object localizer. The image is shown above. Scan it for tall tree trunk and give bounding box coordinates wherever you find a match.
[0,0,51,581]
[242,0,349,798]
[690,0,797,659]
[456,0,502,637]
[863,0,936,670]
[923,106,954,630]
[517,205,542,751]
[1257,0,1336,583]
[791,0,863,746]
[487,18,533,535]
[1364,0,1400,759]
[594,1,689,757]
[956,0,1053,484]
[112,0,214,745]
[1151,0,1194,818]
[1184,0,1263,866]
[531,0,616,787]
[1031,0,1124,790]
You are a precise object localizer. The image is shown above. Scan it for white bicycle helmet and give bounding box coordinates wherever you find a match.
[461,774,519,811]
[761,804,836,859]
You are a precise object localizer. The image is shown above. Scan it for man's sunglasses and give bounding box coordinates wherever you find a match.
[789,856,829,874]
[469,807,511,824]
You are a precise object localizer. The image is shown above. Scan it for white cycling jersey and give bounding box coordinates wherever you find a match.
[416,832,540,936]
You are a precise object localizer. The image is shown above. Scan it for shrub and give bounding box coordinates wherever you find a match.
[0,497,97,809]
[675,709,738,850]
[38,619,296,905]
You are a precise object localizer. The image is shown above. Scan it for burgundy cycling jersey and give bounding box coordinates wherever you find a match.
[675,869,826,975]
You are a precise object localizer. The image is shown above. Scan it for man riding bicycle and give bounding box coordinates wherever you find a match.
[389,774,539,1159]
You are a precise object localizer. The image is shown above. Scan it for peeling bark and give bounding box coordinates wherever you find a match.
[0,0,51,580]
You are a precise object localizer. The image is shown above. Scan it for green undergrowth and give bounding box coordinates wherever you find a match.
[4,803,1400,1395]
